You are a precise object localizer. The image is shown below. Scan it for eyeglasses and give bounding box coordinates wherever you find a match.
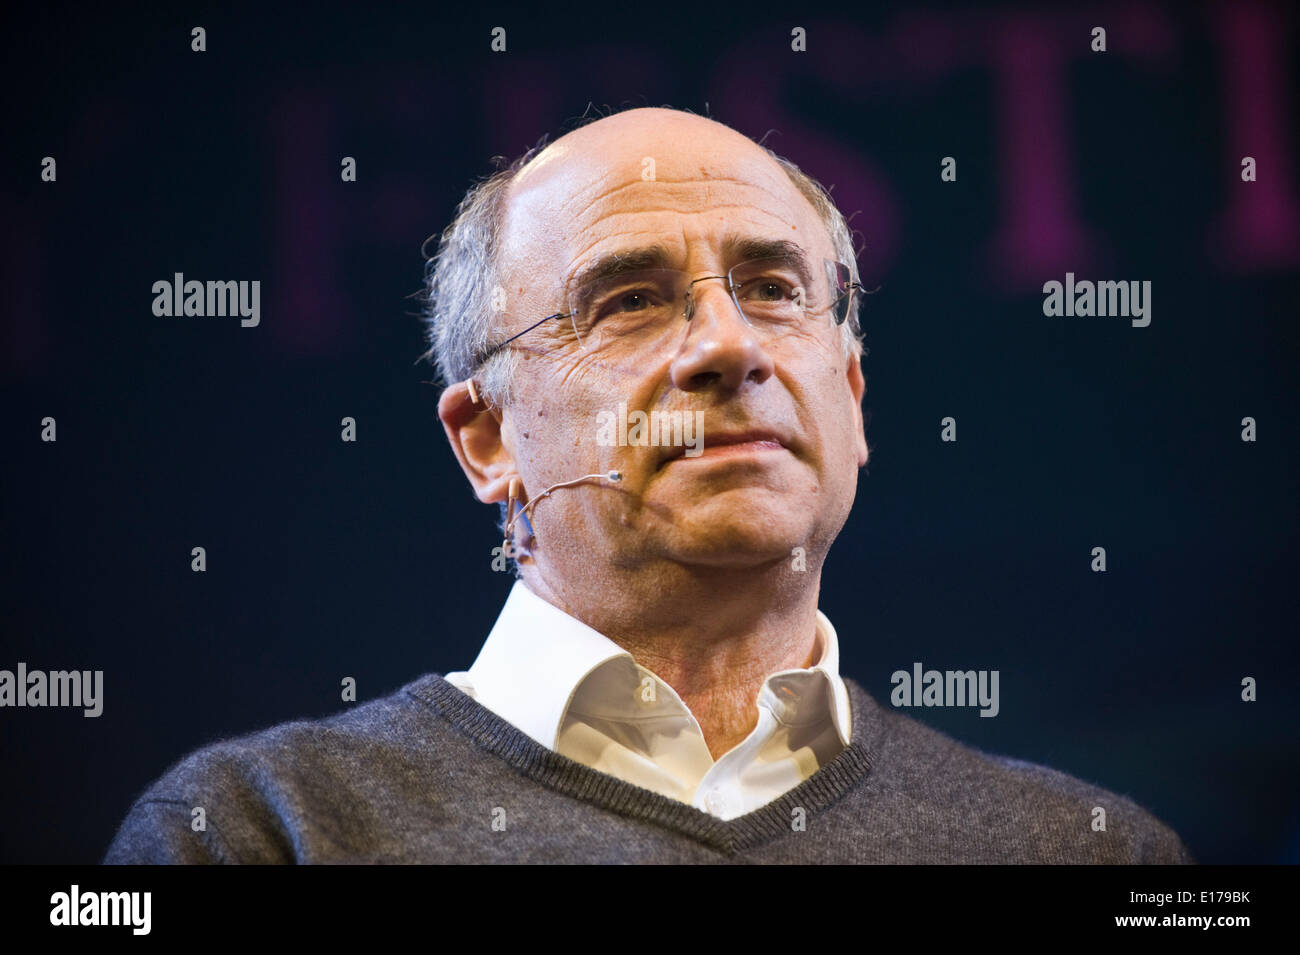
[473,255,865,367]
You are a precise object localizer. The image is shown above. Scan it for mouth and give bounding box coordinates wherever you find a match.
[660,429,789,466]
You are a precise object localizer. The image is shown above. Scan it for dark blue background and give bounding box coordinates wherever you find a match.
[2,0,1296,864]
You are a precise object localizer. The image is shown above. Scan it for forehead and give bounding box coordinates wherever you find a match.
[498,111,831,288]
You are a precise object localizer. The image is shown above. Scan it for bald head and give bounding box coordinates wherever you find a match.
[509,107,801,197]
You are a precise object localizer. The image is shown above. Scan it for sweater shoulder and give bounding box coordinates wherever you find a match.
[136,672,446,791]
[843,679,1194,864]
[104,674,447,864]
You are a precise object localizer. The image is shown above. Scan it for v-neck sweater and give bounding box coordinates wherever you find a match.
[103,673,1194,864]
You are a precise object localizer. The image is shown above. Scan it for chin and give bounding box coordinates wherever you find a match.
[653,518,809,569]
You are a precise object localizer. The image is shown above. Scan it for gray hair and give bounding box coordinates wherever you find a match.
[419,113,866,407]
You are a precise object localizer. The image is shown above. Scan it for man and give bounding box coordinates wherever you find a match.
[105,107,1192,863]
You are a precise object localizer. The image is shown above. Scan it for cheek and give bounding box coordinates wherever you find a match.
[765,323,840,355]
[797,359,860,468]
[561,349,649,394]
[510,370,608,468]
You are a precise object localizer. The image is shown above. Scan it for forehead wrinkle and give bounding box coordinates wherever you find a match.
[522,146,810,216]
[575,172,800,211]
[563,181,825,244]
[570,204,811,225]
[563,206,827,269]
[503,159,833,316]
[565,232,680,269]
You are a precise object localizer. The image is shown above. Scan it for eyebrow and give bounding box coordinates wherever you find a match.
[564,233,815,291]
[722,235,815,287]
[566,244,677,291]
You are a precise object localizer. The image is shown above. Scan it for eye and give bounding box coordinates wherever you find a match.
[753,280,789,302]
[614,290,654,312]
[737,276,797,302]
[572,269,680,333]
[594,285,670,321]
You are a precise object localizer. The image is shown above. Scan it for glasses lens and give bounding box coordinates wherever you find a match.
[560,254,842,350]
[825,260,854,325]
[566,269,686,348]
[728,255,818,326]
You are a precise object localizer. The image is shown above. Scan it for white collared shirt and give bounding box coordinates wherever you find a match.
[443,580,852,821]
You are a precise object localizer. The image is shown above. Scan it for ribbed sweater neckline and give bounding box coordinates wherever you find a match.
[407,673,879,855]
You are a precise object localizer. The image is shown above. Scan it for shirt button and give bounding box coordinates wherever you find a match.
[705,789,728,815]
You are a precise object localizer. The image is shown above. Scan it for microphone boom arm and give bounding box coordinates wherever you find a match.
[504,470,623,552]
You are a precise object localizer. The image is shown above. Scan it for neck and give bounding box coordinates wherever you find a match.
[523,561,824,760]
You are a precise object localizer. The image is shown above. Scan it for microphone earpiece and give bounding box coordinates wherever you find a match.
[503,469,624,554]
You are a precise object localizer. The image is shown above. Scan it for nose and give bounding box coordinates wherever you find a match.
[668,277,775,393]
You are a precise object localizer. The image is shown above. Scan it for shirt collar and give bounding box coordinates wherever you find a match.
[464,579,851,749]
[463,580,632,749]
[770,609,853,748]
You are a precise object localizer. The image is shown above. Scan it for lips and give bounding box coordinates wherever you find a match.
[660,429,789,465]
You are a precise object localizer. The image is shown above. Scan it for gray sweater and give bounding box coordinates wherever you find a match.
[104,673,1194,863]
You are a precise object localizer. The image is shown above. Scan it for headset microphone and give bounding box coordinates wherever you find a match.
[503,470,623,553]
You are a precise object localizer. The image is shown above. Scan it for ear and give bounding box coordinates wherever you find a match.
[846,353,869,468]
[438,380,516,504]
